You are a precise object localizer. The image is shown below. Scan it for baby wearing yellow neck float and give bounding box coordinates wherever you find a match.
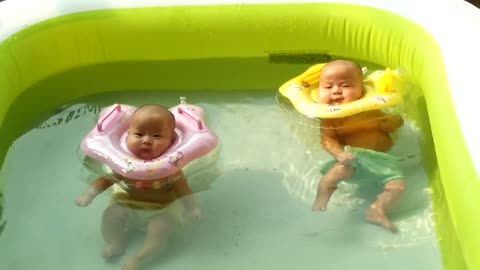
[311,59,406,232]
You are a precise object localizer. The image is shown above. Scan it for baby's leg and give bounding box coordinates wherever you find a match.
[366,179,405,232]
[101,203,129,259]
[123,214,171,270]
[312,163,354,211]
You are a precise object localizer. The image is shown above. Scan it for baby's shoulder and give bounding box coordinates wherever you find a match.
[363,109,386,117]
[351,110,388,122]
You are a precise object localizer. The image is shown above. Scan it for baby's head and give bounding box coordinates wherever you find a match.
[318,59,365,105]
[126,104,176,160]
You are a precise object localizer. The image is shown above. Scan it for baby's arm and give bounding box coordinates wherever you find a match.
[320,119,355,163]
[75,174,117,207]
[171,171,201,220]
[379,112,404,133]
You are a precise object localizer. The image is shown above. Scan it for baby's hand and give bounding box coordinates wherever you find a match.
[74,194,93,207]
[184,208,202,222]
[335,151,356,164]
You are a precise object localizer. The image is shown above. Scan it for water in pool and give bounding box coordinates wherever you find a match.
[0,90,441,269]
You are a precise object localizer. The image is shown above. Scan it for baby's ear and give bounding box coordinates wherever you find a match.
[361,85,368,96]
[362,81,373,94]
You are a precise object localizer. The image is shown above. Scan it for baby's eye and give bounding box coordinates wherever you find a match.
[134,133,143,137]
[342,84,350,87]
[153,134,161,138]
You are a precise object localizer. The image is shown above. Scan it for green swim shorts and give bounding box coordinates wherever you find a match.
[320,146,404,185]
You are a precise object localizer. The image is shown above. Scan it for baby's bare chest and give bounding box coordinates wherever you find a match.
[332,113,381,136]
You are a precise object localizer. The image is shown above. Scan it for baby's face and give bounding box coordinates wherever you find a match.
[126,111,175,160]
[318,62,364,105]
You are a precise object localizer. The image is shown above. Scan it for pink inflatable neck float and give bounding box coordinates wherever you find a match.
[80,97,218,189]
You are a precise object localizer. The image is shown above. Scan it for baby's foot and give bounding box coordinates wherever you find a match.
[122,257,141,270]
[102,243,124,260]
[311,199,328,211]
[312,185,337,211]
[366,205,397,232]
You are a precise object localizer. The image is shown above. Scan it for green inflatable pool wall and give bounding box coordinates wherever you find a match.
[0,4,479,270]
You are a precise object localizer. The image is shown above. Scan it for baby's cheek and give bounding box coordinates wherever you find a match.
[318,93,330,103]
[155,141,170,152]
[126,140,139,153]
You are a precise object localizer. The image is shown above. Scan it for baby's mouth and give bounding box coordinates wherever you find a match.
[331,97,344,105]
[140,148,153,155]
[136,147,153,158]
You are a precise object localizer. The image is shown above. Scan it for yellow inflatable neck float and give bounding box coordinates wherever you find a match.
[278,63,403,119]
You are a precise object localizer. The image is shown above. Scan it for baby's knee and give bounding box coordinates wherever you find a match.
[330,163,354,178]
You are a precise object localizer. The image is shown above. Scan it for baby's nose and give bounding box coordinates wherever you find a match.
[142,137,152,145]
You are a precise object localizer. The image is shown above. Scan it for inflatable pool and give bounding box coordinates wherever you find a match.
[0,0,479,269]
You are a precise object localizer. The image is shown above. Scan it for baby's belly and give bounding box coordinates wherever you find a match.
[340,131,393,152]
